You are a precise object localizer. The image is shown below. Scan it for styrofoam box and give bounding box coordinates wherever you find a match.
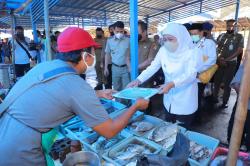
[103,136,162,166]
[186,131,220,166]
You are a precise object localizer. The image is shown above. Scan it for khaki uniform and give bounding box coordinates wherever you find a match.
[137,39,159,88]
[94,37,107,86]
[214,33,244,105]
[138,39,158,72]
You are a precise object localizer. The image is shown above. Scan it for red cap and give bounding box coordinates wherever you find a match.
[57,27,99,53]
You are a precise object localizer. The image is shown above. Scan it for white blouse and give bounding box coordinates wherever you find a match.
[137,46,201,115]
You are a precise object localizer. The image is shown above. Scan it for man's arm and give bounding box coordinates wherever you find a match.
[225,47,243,61]
[93,98,149,138]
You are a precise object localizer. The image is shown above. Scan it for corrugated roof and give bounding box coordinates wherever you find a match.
[0,0,246,29]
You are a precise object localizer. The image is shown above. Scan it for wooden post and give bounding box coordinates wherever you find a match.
[226,27,250,166]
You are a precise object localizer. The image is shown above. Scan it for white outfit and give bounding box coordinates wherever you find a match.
[138,23,201,115]
[11,37,36,64]
[194,37,217,73]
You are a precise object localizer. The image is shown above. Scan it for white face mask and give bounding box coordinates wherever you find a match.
[83,52,96,72]
[115,33,123,39]
[164,41,178,53]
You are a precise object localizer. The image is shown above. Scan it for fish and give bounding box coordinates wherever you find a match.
[159,134,177,150]
[189,141,212,162]
[131,121,154,132]
[114,144,149,162]
[92,135,124,152]
[148,123,178,142]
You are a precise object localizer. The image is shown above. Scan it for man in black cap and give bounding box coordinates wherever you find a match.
[202,22,216,43]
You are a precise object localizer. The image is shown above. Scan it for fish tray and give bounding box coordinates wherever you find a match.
[125,115,164,137]
[110,110,144,123]
[100,98,127,114]
[186,131,219,166]
[113,87,159,100]
[103,136,162,166]
[64,121,95,140]
[80,130,132,154]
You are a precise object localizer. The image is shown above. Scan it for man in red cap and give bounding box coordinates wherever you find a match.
[0,27,149,166]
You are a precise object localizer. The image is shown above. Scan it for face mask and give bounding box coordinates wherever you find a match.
[83,52,96,72]
[164,41,178,53]
[115,33,123,39]
[227,30,234,34]
[96,34,102,39]
[110,32,114,36]
[191,35,201,43]
[16,33,25,40]
[138,34,142,41]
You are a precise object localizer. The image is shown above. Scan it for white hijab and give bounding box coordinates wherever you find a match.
[160,23,194,59]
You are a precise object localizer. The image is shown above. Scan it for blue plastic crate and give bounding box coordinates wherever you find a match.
[103,136,162,166]
[64,121,95,140]
[186,131,220,166]
[80,129,133,154]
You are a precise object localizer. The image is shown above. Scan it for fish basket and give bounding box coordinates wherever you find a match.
[103,136,162,166]
[110,110,144,122]
[186,131,220,166]
[80,130,133,154]
[210,147,250,164]
[63,121,95,140]
[125,115,164,137]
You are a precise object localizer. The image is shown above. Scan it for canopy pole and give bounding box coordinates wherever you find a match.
[234,0,240,32]
[10,10,16,82]
[44,0,52,61]
[129,0,138,80]
[226,20,250,166]
[30,7,41,63]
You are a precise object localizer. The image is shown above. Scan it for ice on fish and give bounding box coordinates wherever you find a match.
[91,135,124,152]
[159,134,177,150]
[113,143,151,165]
[148,123,178,142]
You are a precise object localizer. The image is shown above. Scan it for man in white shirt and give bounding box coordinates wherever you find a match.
[188,23,217,121]
[12,26,36,77]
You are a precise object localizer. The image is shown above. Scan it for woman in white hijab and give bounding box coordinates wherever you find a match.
[127,23,201,129]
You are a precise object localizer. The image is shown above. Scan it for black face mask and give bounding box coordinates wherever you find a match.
[138,34,142,41]
[203,32,208,37]
[110,32,114,36]
[96,35,103,39]
[227,30,234,34]
[16,33,25,40]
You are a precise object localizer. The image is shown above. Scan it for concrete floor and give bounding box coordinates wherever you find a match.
[148,89,237,145]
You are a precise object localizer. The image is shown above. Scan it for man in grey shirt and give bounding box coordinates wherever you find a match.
[104,21,130,91]
[0,27,149,166]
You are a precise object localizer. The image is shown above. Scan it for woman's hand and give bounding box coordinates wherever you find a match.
[158,82,175,94]
[126,79,142,88]
[96,89,117,100]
